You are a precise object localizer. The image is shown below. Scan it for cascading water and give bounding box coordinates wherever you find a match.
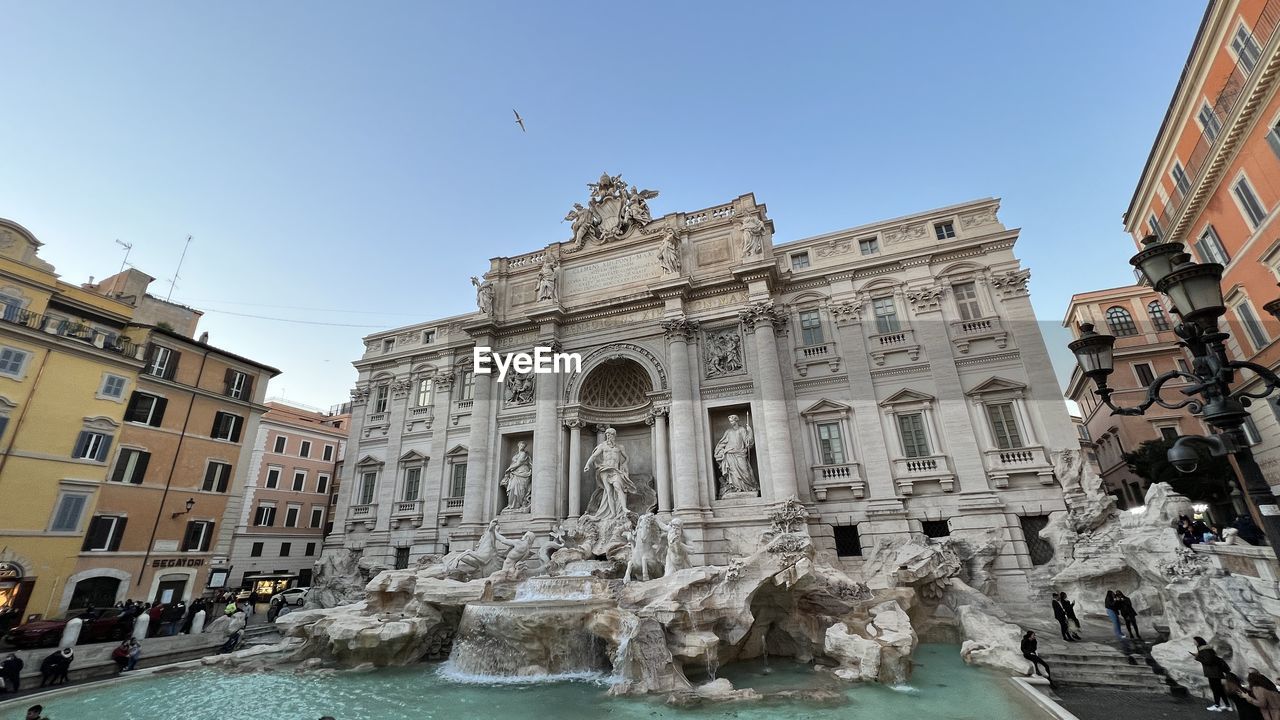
[513,576,607,602]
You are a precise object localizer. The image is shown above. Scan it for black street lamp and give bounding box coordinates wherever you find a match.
[1069,235,1280,559]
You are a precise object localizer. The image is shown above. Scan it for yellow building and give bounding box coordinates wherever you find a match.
[0,218,148,622]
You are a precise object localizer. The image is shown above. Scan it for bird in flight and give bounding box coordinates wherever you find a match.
[513,109,526,133]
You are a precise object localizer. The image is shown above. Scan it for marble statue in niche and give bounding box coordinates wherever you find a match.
[582,427,634,520]
[500,441,532,512]
[715,414,758,496]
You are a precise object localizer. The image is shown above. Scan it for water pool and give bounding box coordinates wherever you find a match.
[1,644,1046,720]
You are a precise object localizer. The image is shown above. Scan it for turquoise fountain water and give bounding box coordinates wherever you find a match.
[0,645,1047,720]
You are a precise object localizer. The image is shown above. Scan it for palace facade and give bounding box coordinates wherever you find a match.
[327,179,1076,599]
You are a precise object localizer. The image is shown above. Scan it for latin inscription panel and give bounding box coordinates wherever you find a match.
[564,249,659,294]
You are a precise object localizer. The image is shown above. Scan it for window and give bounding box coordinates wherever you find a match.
[832,525,862,557]
[1147,301,1170,331]
[422,330,436,344]
[250,542,263,558]
[310,507,324,528]
[305,542,316,557]
[284,506,300,528]
[322,444,334,462]
[99,374,127,400]
[253,504,276,527]
[1076,424,1091,441]
[144,345,178,379]
[415,379,432,407]
[299,441,311,458]
[382,338,395,353]
[921,520,951,538]
[1233,176,1268,229]
[0,347,30,378]
[1232,23,1262,74]
[897,413,930,458]
[1020,515,1054,566]
[73,430,112,462]
[1105,306,1138,336]
[316,474,330,494]
[1177,358,1191,374]
[265,467,281,489]
[273,436,287,454]
[280,542,291,557]
[211,412,243,442]
[1199,101,1223,142]
[1148,213,1163,240]
[790,252,810,270]
[798,309,824,346]
[815,422,845,465]
[202,461,232,493]
[224,369,252,400]
[81,515,127,551]
[459,371,475,401]
[450,463,467,498]
[1194,225,1230,265]
[372,385,389,413]
[1244,416,1263,445]
[859,237,879,255]
[111,448,150,484]
[872,296,900,334]
[1171,161,1191,196]
[50,492,89,532]
[952,282,982,321]
[394,547,410,570]
[1159,426,1180,442]
[181,520,214,552]
[1133,362,1156,386]
[292,471,306,492]
[934,221,956,240]
[1268,114,1280,160]
[1234,299,1271,351]
[0,293,22,321]
[124,393,167,427]
[358,471,377,505]
[403,467,422,502]
[986,403,1024,450]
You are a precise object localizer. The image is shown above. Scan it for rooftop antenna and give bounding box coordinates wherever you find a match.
[166,235,192,302]
[109,239,133,297]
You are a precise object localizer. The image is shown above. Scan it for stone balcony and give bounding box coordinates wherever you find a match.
[794,341,841,376]
[868,328,921,366]
[891,454,956,494]
[982,446,1053,488]
[810,462,865,500]
[440,497,464,516]
[949,317,1008,355]
[347,503,377,530]
[391,499,424,528]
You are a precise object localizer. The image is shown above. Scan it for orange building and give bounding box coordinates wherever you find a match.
[1124,0,1280,485]
[64,276,280,609]
[1063,286,1212,508]
[227,402,347,596]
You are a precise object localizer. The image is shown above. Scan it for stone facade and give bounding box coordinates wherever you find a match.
[325,181,1077,600]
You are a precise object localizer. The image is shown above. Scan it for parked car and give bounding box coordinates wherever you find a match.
[4,607,132,648]
[270,587,309,607]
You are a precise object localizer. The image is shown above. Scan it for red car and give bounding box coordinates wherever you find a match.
[4,608,133,648]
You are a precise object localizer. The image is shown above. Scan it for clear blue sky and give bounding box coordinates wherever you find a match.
[0,1,1203,409]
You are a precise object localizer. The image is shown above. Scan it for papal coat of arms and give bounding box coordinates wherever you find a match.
[564,172,659,251]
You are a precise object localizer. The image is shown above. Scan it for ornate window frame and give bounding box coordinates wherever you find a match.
[878,388,954,494]
[799,399,863,500]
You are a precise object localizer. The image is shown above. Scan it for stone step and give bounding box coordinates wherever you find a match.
[1049,664,1160,680]
[1051,672,1170,691]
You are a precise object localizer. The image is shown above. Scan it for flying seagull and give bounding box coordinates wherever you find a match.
[513,109,526,133]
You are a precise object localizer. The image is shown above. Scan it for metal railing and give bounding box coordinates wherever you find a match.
[0,305,143,359]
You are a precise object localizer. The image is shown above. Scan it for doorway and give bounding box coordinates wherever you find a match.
[154,575,188,605]
[69,576,121,610]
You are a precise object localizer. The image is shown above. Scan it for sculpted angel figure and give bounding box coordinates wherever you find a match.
[583,427,633,519]
[623,513,662,583]
[565,203,598,249]
[471,276,495,315]
[715,414,757,495]
[740,216,766,257]
[624,186,659,226]
[655,517,692,576]
[656,227,681,275]
[500,441,533,512]
[536,258,558,302]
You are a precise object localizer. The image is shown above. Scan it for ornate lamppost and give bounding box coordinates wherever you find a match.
[1068,235,1280,559]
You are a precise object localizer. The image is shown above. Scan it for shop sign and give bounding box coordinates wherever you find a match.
[151,558,204,568]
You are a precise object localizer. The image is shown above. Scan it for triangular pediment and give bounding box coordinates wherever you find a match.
[879,388,935,406]
[445,444,469,458]
[965,376,1027,396]
[398,450,428,464]
[354,454,384,467]
[801,399,852,416]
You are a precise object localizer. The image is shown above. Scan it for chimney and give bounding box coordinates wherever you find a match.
[198,331,209,344]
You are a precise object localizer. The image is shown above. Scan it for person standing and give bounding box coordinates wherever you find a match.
[1227,672,1266,720]
[0,653,23,694]
[1193,637,1232,712]
[1021,630,1052,683]
[1103,590,1126,639]
[1241,670,1280,720]
[1115,591,1142,641]
[1059,592,1083,640]
[1051,593,1073,641]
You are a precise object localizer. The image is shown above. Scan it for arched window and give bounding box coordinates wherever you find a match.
[1147,301,1170,331]
[1105,306,1138,336]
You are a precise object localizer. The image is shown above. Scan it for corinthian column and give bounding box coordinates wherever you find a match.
[646,407,672,513]
[531,358,560,522]
[661,317,701,514]
[565,419,583,518]
[461,342,497,529]
[740,302,800,501]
